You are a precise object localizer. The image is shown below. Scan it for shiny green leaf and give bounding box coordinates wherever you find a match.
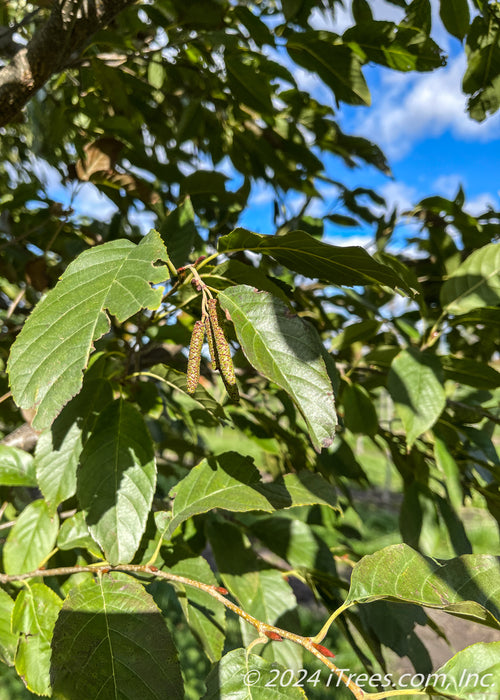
[218,228,408,290]
[347,544,500,629]
[0,445,36,487]
[3,500,59,575]
[12,583,62,696]
[219,285,337,451]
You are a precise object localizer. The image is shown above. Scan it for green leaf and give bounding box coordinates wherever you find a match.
[342,383,378,436]
[77,399,157,565]
[204,649,307,700]
[210,259,292,306]
[148,55,165,89]
[8,229,168,430]
[35,377,113,514]
[57,511,102,557]
[3,500,59,575]
[50,575,183,699]
[330,320,381,351]
[0,445,36,487]
[427,642,500,698]
[218,285,337,452]
[387,348,446,448]
[161,549,226,663]
[441,242,500,314]
[346,544,500,629]
[208,520,302,671]
[159,197,198,269]
[434,436,463,512]
[448,307,500,328]
[286,31,371,106]
[440,355,500,389]
[145,364,226,421]
[439,0,470,40]
[167,452,338,538]
[344,22,444,72]
[0,588,18,666]
[218,228,409,290]
[12,583,63,696]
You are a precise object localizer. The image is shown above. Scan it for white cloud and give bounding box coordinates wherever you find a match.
[379,181,418,214]
[354,54,500,160]
[432,173,463,198]
[325,233,372,248]
[464,192,498,216]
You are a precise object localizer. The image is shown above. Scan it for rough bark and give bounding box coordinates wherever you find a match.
[0,0,136,127]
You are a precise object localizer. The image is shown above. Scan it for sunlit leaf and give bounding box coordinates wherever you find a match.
[441,243,500,314]
[3,500,59,575]
[204,649,307,699]
[387,348,446,448]
[346,544,500,629]
[219,285,337,451]
[167,451,338,538]
[12,583,62,696]
[77,399,156,565]
[0,445,36,487]
[8,230,169,429]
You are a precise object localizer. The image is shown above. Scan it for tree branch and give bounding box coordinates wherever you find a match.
[0,0,137,127]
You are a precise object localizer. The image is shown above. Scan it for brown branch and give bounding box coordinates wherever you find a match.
[0,0,137,126]
[0,562,367,700]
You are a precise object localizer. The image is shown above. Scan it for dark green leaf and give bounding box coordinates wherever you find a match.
[218,228,410,290]
[159,197,198,269]
[286,31,371,106]
[440,0,470,40]
[50,575,183,699]
[342,383,378,436]
[35,378,113,514]
[441,355,500,389]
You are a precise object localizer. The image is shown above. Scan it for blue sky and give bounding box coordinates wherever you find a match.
[35,0,500,250]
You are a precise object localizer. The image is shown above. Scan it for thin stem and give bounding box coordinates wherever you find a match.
[312,600,353,643]
[164,257,178,279]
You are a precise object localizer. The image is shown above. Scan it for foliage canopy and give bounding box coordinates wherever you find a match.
[0,1,500,699]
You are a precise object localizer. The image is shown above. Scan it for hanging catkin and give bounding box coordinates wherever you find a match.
[207,298,239,401]
[186,320,205,394]
[204,315,219,371]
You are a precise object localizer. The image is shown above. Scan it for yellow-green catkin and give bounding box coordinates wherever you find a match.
[187,320,205,395]
[207,298,239,402]
[204,315,219,371]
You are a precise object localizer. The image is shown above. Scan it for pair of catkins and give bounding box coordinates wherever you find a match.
[187,297,239,401]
